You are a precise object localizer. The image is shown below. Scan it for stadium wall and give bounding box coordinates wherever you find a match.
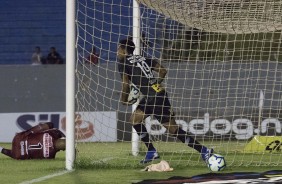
[0,65,66,112]
[0,62,281,142]
[1,62,281,113]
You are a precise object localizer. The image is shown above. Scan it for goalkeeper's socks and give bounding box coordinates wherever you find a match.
[140,132,155,151]
[133,124,155,151]
[187,138,205,153]
[174,127,204,153]
[173,127,186,143]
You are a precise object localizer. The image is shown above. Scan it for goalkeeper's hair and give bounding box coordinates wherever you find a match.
[119,39,135,54]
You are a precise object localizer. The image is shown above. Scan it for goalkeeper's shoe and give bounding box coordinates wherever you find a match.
[201,147,214,163]
[140,149,160,164]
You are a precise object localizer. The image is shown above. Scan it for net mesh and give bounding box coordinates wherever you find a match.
[138,0,282,33]
[74,0,282,168]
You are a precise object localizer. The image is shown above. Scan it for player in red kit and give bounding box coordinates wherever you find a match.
[0,122,65,159]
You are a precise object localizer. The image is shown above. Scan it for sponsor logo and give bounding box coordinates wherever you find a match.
[61,114,95,140]
[146,113,282,140]
[16,113,95,140]
[17,114,60,130]
[265,140,281,153]
[43,133,53,158]
[0,111,116,143]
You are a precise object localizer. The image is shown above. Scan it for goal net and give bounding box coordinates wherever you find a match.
[73,0,282,168]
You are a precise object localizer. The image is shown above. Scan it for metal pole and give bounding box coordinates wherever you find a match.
[66,0,76,170]
[132,0,141,156]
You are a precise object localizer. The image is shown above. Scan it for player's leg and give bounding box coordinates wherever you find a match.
[131,109,154,151]
[163,119,213,163]
[0,146,13,158]
[131,100,159,164]
[155,93,213,163]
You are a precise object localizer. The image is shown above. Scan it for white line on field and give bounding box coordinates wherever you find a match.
[19,170,74,184]
[19,157,115,184]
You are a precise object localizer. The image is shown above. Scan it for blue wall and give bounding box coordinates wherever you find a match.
[0,0,66,64]
[76,0,133,63]
[0,0,134,65]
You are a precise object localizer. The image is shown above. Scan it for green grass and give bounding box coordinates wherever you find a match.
[0,142,281,184]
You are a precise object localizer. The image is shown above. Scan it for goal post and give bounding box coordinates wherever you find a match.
[65,0,76,170]
[68,0,282,169]
[131,0,141,157]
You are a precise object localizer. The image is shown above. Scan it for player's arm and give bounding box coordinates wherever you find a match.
[120,73,130,105]
[46,129,66,139]
[0,147,13,158]
[152,60,167,84]
[23,122,54,136]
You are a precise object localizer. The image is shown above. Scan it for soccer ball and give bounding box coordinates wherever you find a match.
[127,84,140,104]
[208,154,226,172]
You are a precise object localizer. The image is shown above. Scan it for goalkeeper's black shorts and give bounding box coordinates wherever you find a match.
[137,91,175,124]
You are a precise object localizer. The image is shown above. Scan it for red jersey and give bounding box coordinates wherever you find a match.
[87,53,99,64]
[11,129,64,160]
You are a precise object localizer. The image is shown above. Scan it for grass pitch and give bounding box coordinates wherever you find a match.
[0,142,281,184]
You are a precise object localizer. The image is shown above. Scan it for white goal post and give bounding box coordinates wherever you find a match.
[131,0,141,157]
[66,0,282,170]
[66,0,76,170]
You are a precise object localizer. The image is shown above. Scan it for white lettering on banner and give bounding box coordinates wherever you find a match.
[260,118,281,134]
[232,119,253,140]
[176,120,188,132]
[146,113,282,140]
[188,113,210,135]
[189,119,207,135]
[0,111,117,143]
[210,119,231,135]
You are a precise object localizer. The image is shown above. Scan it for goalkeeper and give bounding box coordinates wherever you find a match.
[0,122,65,159]
[117,39,214,164]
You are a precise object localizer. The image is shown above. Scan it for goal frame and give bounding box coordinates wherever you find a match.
[131,0,142,157]
[66,0,76,171]
[66,0,282,170]
[65,0,144,170]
